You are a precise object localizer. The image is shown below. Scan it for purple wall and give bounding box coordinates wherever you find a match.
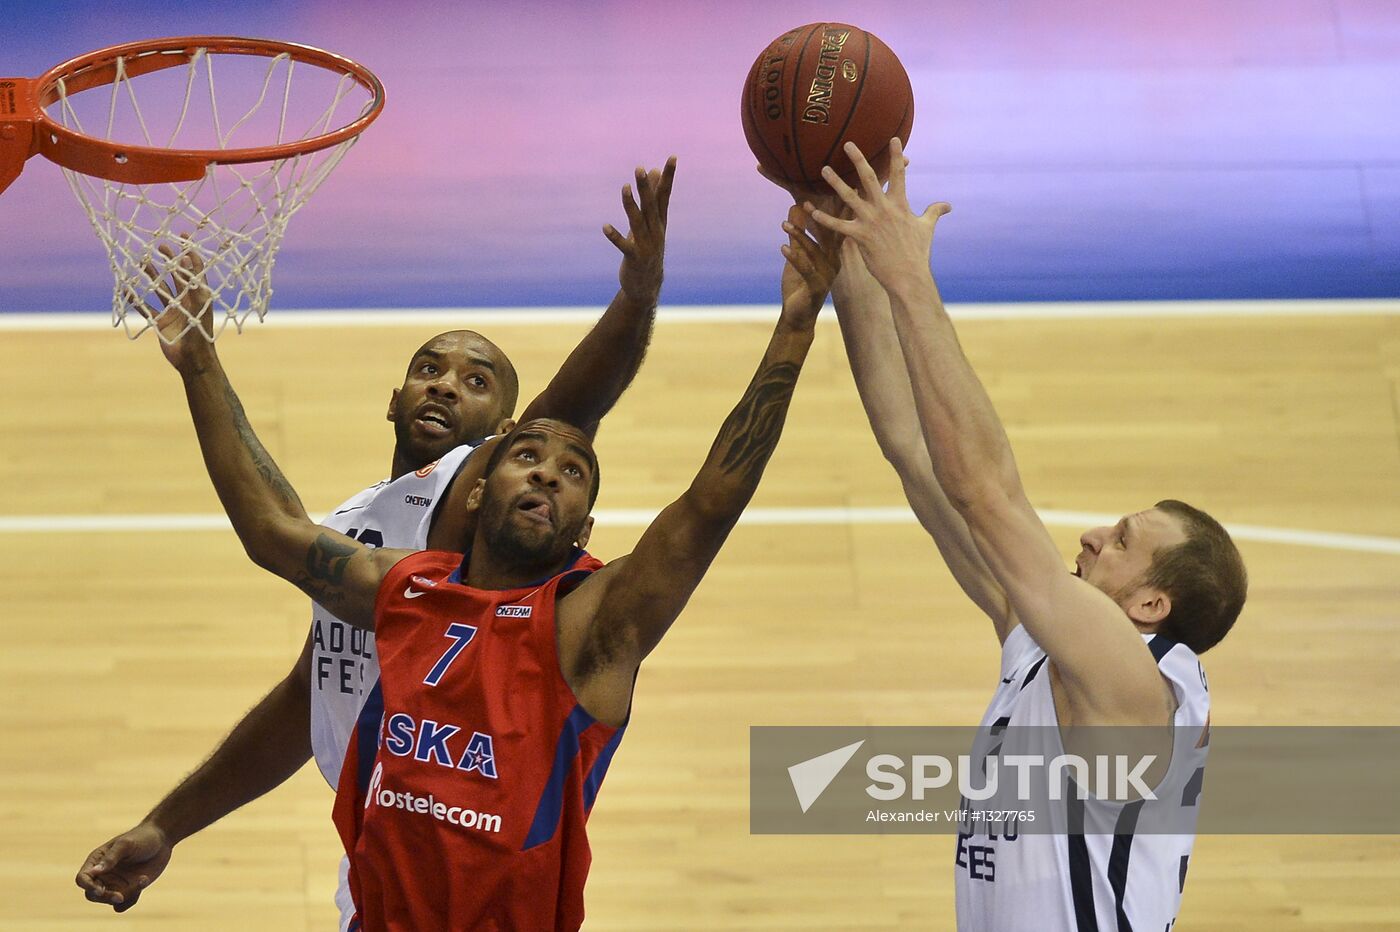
[2,0,1397,309]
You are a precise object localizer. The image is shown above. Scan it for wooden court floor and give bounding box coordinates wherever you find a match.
[1,308,1397,930]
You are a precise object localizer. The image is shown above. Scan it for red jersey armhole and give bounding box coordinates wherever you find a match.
[537,559,619,725]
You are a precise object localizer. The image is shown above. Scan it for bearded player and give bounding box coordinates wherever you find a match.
[83,202,837,928]
[804,141,1246,930]
[76,159,676,926]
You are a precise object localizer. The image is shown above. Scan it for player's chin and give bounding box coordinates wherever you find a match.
[496,517,564,559]
[407,433,461,466]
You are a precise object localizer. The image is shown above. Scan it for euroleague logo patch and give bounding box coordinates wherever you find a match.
[496,604,531,618]
[415,459,440,478]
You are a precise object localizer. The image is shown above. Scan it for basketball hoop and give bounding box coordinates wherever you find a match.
[0,36,385,341]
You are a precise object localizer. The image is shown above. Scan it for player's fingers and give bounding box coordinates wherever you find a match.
[887,137,908,203]
[602,224,635,255]
[818,166,865,214]
[113,887,141,912]
[129,275,164,322]
[142,257,176,310]
[75,860,105,894]
[161,247,195,299]
[922,201,953,229]
[782,221,834,281]
[656,156,677,221]
[783,242,830,300]
[755,162,794,194]
[638,166,664,234]
[620,183,644,234]
[806,202,858,237]
[843,141,883,200]
[797,202,843,252]
[633,167,655,233]
[783,216,818,252]
[180,241,207,278]
[779,241,815,279]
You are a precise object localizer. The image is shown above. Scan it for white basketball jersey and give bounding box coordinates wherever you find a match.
[309,442,478,789]
[955,624,1211,932]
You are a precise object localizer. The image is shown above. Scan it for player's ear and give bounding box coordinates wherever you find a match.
[576,515,595,549]
[464,478,487,514]
[495,417,517,436]
[1126,587,1172,628]
[386,388,400,423]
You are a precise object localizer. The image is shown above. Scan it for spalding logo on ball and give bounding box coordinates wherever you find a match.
[742,23,914,184]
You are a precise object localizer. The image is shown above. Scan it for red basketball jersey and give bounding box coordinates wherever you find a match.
[332,548,622,932]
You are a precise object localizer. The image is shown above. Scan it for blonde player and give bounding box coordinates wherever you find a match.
[805,141,1246,930]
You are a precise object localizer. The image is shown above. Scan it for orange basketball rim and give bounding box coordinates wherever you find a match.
[1,35,384,194]
[0,36,385,342]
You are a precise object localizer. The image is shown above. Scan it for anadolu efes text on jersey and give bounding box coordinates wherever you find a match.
[311,442,479,791]
[954,625,1211,932]
[331,548,622,932]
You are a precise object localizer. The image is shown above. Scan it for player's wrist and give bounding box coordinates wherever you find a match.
[175,347,221,382]
[619,280,661,309]
[882,268,939,308]
[139,812,180,849]
[773,311,818,342]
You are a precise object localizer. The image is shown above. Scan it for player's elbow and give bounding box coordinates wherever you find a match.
[239,517,304,578]
[942,476,1010,517]
[941,458,1022,513]
[680,480,749,531]
[876,432,926,477]
[242,537,282,575]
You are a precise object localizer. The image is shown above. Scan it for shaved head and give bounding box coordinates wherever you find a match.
[408,330,520,420]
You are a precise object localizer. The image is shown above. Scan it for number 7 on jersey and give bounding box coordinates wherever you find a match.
[423,622,478,686]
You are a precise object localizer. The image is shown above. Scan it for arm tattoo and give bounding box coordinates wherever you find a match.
[293,533,360,613]
[222,380,301,510]
[709,361,800,487]
[307,533,356,583]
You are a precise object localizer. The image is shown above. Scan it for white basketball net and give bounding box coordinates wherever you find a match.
[50,47,375,342]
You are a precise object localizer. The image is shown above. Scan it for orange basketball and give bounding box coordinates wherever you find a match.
[741,23,914,186]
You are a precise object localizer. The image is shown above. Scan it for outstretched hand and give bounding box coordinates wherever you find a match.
[604,157,677,307]
[137,240,218,374]
[807,139,950,292]
[779,203,841,330]
[75,822,173,912]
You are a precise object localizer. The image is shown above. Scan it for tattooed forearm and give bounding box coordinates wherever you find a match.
[307,533,356,583]
[222,379,302,511]
[291,534,360,615]
[292,574,352,614]
[708,361,800,488]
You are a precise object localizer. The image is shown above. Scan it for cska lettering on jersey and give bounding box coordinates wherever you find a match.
[380,711,498,779]
[313,617,376,696]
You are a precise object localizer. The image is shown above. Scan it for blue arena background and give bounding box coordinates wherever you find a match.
[1,0,1397,310]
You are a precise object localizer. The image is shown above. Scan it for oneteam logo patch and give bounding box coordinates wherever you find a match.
[496,605,531,618]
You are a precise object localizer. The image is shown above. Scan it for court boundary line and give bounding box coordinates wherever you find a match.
[1,298,1397,330]
[1,507,1396,555]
